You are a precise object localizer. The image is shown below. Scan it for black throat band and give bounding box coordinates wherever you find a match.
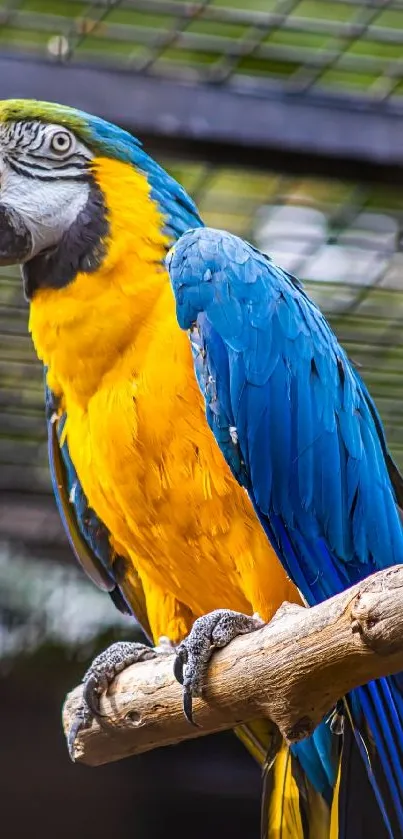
[22,177,109,300]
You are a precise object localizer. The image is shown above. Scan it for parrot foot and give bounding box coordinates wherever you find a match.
[173,609,264,725]
[67,640,159,760]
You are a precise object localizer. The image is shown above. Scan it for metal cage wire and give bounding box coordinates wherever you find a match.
[1,0,403,100]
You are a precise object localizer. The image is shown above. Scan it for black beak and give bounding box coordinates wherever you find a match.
[0,204,32,266]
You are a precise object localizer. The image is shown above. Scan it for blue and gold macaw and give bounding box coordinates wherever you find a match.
[0,99,400,839]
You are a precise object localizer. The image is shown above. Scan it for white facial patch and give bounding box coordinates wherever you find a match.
[0,164,90,258]
[0,119,94,261]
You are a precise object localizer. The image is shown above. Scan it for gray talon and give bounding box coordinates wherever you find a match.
[67,704,92,761]
[173,646,187,685]
[173,609,263,725]
[82,672,107,718]
[67,640,157,760]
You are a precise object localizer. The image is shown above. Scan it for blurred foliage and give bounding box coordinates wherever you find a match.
[0,544,144,665]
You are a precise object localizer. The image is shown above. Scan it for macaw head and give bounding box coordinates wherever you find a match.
[0,99,200,298]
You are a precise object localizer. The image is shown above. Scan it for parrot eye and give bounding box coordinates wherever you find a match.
[50,130,73,155]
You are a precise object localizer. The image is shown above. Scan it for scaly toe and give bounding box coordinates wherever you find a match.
[67,640,157,759]
[173,609,263,726]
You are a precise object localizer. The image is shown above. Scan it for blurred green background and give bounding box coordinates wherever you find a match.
[1,2,403,837]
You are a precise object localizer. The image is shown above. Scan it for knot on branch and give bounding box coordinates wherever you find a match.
[350,603,382,648]
[350,566,403,654]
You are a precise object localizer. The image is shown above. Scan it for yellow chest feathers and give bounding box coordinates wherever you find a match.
[29,157,170,406]
[28,157,234,565]
[28,157,298,621]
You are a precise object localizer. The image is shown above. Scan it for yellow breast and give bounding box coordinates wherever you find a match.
[29,156,300,642]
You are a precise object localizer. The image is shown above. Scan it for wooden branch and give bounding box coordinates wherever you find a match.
[63,565,403,767]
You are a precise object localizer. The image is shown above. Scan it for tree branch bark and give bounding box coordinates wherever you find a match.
[63,564,403,767]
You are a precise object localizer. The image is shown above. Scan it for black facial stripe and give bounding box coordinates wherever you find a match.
[6,156,90,182]
[28,148,88,161]
[0,121,90,169]
[29,129,47,151]
[17,125,40,149]
[22,175,109,299]
[24,156,89,171]
[11,156,88,171]
[6,157,34,177]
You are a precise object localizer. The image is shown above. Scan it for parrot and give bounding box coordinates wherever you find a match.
[0,98,401,839]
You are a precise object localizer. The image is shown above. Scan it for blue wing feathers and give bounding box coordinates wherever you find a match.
[167,227,403,834]
[167,227,403,573]
[246,385,272,515]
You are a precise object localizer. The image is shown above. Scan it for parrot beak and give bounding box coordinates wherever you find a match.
[0,204,33,266]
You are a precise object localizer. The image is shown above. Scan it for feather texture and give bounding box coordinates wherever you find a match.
[168,226,403,836]
[266,744,307,839]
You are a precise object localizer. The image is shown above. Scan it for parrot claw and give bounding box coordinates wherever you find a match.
[173,609,264,726]
[67,640,157,761]
[67,703,92,760]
